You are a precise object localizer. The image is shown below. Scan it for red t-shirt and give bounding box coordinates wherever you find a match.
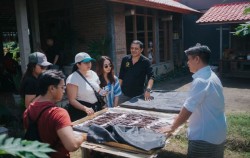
[23,101,72,158]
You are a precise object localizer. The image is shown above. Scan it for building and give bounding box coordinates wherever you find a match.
[180,0,250,67]
[0,0,198,79]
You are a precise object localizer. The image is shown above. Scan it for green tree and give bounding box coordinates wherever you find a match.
[234,7,250,36]
[87,37,111,59]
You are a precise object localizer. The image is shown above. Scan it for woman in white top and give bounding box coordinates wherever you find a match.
[66,52,107,121]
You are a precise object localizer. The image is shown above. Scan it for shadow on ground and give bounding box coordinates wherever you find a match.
[154,75,192,91]
[157,150,186,158]
[221,77,250,89]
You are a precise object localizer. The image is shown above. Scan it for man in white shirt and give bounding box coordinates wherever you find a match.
[158,43,227,158]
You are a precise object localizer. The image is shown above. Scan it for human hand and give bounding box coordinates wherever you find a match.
[85,107,94,115]
[144,91,151,101]
[156,126,174,136]
[99,88,108,96]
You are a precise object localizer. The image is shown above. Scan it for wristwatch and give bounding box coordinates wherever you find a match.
[146,88,151,92]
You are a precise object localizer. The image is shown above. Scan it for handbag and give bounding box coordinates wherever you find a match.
[76,71,106,108]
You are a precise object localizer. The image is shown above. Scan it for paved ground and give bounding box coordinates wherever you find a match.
[154,74,250,113]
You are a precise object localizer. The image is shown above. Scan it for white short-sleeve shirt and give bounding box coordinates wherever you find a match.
[184,66,227,144]
[66,70,100,104]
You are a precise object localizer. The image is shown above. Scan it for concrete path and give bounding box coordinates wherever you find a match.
[154,74,250,113]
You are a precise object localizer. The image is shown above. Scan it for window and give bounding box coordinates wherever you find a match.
[125,6,154,61]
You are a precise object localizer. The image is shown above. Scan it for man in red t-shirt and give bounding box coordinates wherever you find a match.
[23,70,86,158]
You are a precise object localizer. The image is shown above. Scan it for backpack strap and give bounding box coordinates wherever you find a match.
[28,106,54,123]
[27,105,59,148]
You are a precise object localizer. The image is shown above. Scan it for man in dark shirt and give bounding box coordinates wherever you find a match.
[45,38,61,69]
[119,40,154,103]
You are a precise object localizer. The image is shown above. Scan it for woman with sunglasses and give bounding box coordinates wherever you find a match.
[96,56,122,108]
[20,52,52,108]
[66,52,107,121]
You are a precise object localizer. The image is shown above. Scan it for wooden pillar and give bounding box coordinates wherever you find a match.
[29,0,41,51]
[216,26,230,60]
[133,15,137,40]
[169,20,173,61]
[219,25,223,60]
[107,3,117,73]
[15,0,31,74]
[144,10,148,57]
[229,25,231,49]
[0,28,3,60]
[153,10,159,64]
[163,22,168,61]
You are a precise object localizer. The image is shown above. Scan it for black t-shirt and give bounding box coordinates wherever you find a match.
[46,45,61,65]
[20,75,39,99]
[119,55,154,97]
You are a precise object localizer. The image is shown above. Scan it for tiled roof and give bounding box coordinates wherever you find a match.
[107,0,199,14]
[197,2,250,24]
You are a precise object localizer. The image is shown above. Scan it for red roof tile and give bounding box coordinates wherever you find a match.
[197,2,250,24]
[107,0,199,14]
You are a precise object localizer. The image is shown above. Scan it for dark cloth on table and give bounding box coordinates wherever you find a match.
[119,54,154,98]
[79,124,166,151]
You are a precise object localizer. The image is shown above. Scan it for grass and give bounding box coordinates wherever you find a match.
[157,112,250,158]
[226,112,250,153]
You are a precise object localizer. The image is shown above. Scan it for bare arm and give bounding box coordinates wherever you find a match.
[144,78,154,100]
[158,107,192,134]
[119,79,123,87]
[66,84,94,115]
[146,78,154,90]
[25,95,37,108]
[57,126,86,152]
[113,96,119,107]
[53,55,59,65]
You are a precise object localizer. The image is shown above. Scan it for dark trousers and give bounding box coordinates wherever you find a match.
[187,140,225,158]
[67,100,101,122]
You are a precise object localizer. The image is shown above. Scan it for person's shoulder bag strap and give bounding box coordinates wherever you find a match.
[76,70,99,94]
[76,70,106,110]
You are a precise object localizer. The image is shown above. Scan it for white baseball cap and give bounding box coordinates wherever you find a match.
[75,52,95,63]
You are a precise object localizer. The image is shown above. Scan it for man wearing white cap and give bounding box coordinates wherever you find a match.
[66,52,107,121]
[20,52,52,107]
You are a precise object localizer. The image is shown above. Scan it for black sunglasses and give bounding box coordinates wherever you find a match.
[104,64,112,69]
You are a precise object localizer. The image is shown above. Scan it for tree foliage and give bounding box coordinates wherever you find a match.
[234,6,250,36]
[87,37,111,59]
[3,41,20,62]
[0,134,55,158]
[234,22,250,36]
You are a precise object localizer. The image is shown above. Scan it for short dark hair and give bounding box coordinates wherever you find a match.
[38,70,65,95]
[131,40,144,49]
[185,43,211,64]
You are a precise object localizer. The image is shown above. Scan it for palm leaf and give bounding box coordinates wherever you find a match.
[0,134,55,158]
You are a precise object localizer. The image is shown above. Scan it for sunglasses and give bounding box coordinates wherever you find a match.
[104,64,112,69]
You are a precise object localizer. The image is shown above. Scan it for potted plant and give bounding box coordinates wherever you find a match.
[87,37,111,59]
